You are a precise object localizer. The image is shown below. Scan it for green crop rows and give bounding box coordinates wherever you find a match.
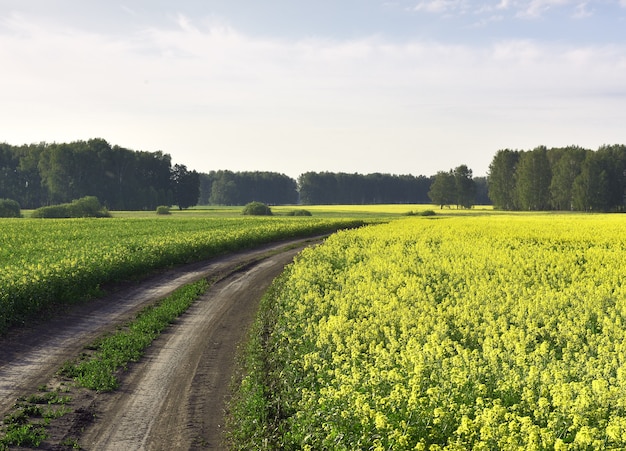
[0,216,362,334]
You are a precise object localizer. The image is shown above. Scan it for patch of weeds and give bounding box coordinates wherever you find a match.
[44,405,72,420]
[60,279,209,392]
[0,386,73,449]
[1,404,49,448]
[61,436,81,449]
[26,390,72,405]
[3,409,29,426]
[0,423,46,448]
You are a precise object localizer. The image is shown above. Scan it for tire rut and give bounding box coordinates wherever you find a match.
[81,250,302,450]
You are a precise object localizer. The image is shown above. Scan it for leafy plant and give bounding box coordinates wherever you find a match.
[31,196,110,218]
[0,423,46,448]
[0,198,21,218]
[242,202,272,216]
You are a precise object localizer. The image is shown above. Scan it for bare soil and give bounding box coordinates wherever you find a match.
[0,237,322,450]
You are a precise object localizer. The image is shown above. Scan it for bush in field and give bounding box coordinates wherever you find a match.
[0,199,21,218]
[32,196,110,218]
[285,209,312,216]
[156,205,171,215]
[406,209,436,217]
[69,196,109,217]
[242,202,272,216]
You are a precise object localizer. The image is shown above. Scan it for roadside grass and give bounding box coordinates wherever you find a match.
[226,272,286,450]
[59,278,209,391]
[0,279,209,449]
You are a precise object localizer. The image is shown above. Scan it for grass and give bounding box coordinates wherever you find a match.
[59,278,210,391]
[226,273,287,450]
[24,203,497,220]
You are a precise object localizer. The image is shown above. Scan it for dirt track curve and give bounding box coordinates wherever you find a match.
[0,236,322,450]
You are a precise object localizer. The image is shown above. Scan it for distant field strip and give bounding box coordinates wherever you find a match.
[232,214,626,450]
[0,216,362,333]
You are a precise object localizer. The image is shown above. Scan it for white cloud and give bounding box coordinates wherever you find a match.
[411,0,468,14]
[515,0,565,17]
[410,0,596,19]
[572,2,593,18]
[1,13,625,175]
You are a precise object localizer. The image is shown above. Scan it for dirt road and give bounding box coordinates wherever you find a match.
[0,237,320,450]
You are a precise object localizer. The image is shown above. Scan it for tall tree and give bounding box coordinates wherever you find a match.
[515,146,552,210]
[171,164,200,209]
[596,144,626,210]
[38,143,79,204]
[134,150,172,209]
[473,176,490,205]
[488,149,520,210]
[0,143,20,202]
[209,171,239,205]
[428,170,456,208]
[572,152,611,212]
[453,164,476,208]
[549,146,589,210]
[15,143,46,209]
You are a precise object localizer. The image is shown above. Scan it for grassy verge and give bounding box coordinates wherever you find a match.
[0,279,209,449]
[226,272,287,450]
[59,279,209,391]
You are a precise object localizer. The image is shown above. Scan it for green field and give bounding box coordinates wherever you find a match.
[0,213,363,334]
[230,212,626,450]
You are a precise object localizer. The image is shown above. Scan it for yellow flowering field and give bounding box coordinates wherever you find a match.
[0,216,362,334]
[232,214,626,450]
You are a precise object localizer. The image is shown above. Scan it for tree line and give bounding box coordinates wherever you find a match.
[4,138,623,211]
[0,137,491,209]
[297,172,432,205]
[0,139,199,210]
[199,171,298,205]
[488,144,626,212]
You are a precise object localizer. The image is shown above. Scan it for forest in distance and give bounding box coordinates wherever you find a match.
[0,139,625,212]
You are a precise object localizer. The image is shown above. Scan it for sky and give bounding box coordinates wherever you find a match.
[1,1,625,178]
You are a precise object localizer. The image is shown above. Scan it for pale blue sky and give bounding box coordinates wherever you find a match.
[1,1,625,177]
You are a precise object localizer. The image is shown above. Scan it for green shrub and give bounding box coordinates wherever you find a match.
[286,209,312,216]
[31,205,69,218]
[405,209,436,217]
[32,196,110,218]
[156,205,171,215]
[242,202,272,216]
[0,199,21,218]
[69,196,106,217]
